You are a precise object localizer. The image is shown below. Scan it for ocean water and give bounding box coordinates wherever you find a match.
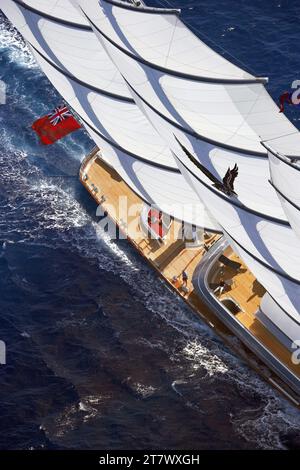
[0,0,300,450]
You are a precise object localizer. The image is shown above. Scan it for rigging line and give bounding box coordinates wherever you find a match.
[270,180,300,213]
[172,152,289,225]
[261,131,300,143]
[81,8,264,84]
[48,0,61,19]
[155,0,259,77]
[28,42,134,103]
[164,12,178,68]
[123,77,268,157]
[13,0,90,29]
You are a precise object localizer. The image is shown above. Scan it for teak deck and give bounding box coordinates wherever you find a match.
[80,149,300,404]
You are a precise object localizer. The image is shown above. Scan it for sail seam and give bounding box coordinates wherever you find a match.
[82,10,265,85]
[261,295,300,326]
[122,78,268,157]
[173,153,289,224]
[13,0,91,30]
[223,229,300,286]
[29,42,134,103]
[270,181,300,212]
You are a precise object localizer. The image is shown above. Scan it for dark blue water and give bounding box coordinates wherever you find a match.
[0,0,300,450]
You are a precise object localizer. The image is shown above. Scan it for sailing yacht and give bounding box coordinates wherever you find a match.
[2,0,300,406]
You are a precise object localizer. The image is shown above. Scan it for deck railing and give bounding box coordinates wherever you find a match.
[79,146,99,177]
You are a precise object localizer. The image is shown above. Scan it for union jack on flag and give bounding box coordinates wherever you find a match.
[48,105,73,126]
[32,104,81,144]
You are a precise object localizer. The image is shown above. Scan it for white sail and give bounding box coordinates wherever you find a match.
[266,144,300,240]
[174,156,300,282]
[225,232,300,335]
[259,293,300,348]
[32,53,217,227]
[83,0,300,328]
[130,89,288,222]
[77,0,254,80]
[3,1,300,339]
[12,0,88,25]
[85,124,219,229]
[1,0,131,97]
[175,143,300,331]
[79,0,300,157]
[1,0,219,229]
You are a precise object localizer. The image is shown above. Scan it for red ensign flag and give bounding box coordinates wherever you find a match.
[32,105,81,145]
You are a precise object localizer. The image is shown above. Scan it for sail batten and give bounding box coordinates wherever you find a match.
[80,0,300,158]
[2,0,132,97]
[266,143,300,242]
[3,0,300,358]
[13,0,89,26]
[78,0,256,81]
[80,7,263,85]
[29,45,176,169]
[20,32,216,227]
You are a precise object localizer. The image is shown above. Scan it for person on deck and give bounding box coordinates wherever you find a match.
[182,271,188,286]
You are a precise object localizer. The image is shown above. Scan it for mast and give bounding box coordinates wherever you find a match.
[76,0,300,341]
[2,0,300,346]
[0,0,219,230]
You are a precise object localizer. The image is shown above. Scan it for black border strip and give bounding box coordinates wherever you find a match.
[82,9,265,85]
[173,152,289,225]
[29,43,134,103]
[14,0,91,30]
[102,0,180,15]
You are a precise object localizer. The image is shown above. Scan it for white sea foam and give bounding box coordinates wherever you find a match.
[183,340,228,376]
[0,18,39,70]
[51,217,300,449]
[132,382,156,398]
[1,12,300,450]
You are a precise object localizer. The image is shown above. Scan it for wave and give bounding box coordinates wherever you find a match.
[0,15,40,70]
[1,4,300,451]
